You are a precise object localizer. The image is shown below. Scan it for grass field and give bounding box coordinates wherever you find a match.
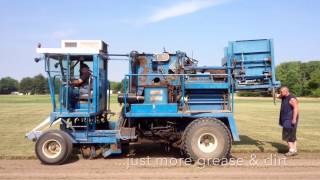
[0,95,319,158]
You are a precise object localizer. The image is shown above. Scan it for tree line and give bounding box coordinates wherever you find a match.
[0,74,48,95]
[238,61,320,97]
[276,61,320,96]
[1,61,319,96]
[0,74,122,95]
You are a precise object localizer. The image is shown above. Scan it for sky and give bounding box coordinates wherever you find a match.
[0,0,319,81]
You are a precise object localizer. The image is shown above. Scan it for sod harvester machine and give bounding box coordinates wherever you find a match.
[26,39,280,164]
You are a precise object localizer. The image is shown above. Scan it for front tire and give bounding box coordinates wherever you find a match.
[35,130,72,165]
[183,118,231,164]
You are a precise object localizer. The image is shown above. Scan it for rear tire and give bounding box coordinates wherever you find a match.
[183,118,231,164]
[35,130,73,165]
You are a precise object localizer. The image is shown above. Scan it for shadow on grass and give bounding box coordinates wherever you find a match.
[234,135,288,153]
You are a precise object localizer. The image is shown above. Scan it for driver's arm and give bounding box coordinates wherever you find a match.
[70,79,83,86]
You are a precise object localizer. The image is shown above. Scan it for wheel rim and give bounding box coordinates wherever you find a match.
[42,139,62,159]
[197,133,218,153]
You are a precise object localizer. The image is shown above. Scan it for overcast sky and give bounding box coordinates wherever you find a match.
[0,0,319,81]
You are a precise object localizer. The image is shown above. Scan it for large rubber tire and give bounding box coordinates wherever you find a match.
[183,118,231,164]
[48,129,73,162]
[56,128,74,160]
[35,130,73,165]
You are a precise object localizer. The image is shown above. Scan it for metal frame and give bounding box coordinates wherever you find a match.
[27,39,281,157]
[122,72,240,141]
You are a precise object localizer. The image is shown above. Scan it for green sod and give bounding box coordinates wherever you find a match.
[0,95,319,158]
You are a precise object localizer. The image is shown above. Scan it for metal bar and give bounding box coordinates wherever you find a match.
[108,82,111,112]
[186,66,227,70]
[232,51,270,55]
[87,77,91,113]
[233,65,272,68]
[70,125,88,128]
[59,79,63,113]
[46,57,56,112]
[92,54,98,113]
[124,77,127,114]
[105,57,109,112]
[108,58,129,61]
[125,74,229,76]
[66,55,70,111]
[270,39,276,85]
[231,77,234,113]
[108,54,130,57]
[182,75,185,112]
[233,59,271,64]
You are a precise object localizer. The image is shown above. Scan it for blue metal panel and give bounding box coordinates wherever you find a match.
[232,39,271,54]
[227,115,240,141]
[131,104,178,113]
[144,87,168,104]
[126,112,182,117]
[92,55,98,113]
[71,130,119,144]
[186,89,229,112]
[224,39,280,91]
[185,82,229,89]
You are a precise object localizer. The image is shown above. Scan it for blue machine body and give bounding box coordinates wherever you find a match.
[37,39,280,156]
[122,39,280,142]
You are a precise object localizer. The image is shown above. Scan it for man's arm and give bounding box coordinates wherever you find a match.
[71,79,83,86]
[289,98,299,124]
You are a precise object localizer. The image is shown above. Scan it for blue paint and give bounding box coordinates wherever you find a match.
[144,87,168,104]
[224,39,280,91]
[34,39,281,154]
[131,103,178,113]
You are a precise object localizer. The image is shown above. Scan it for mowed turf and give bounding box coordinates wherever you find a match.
[233,97,320,153]
[0,95,319,158]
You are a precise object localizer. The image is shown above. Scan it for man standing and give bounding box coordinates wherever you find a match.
[278,87,299,156]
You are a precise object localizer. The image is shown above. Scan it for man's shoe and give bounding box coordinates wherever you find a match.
[284,151,298,156]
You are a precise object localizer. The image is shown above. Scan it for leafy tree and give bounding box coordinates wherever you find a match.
[118,79,128,93]
[238,61,320,97]
[32,74,48,94]
[305,61,320,96]
[20,77,34,94]
[0,77,19,94]
[276,61,304,96]
[276,61,320,97]
[109,81,121,92]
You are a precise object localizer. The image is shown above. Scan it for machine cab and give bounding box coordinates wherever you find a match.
[36,40,109,118]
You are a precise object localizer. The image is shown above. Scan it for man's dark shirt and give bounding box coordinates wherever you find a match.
[279,94,298,129]
[80,68,91,86]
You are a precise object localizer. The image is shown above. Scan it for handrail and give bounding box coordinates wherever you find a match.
[48,73,94,113]
[87,75,92,113]
[125,73,229,76]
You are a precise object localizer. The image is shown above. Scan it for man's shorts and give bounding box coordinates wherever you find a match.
[282,127,297,142]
